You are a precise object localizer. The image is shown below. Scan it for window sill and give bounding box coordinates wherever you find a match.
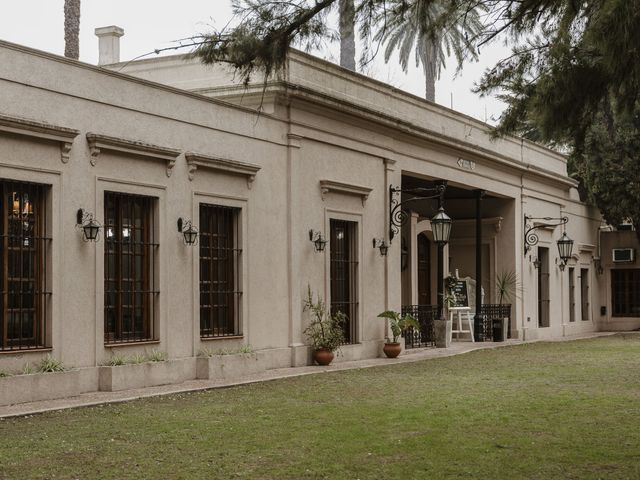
[200,335,244,342]
[0,347,52,356]
[104,340,160,348]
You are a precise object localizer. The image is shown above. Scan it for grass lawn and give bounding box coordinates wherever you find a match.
[1,335,639,479]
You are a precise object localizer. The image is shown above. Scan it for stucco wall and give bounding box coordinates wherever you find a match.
[0,38,611,382]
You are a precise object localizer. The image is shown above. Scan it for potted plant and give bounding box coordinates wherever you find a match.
[377,311,419,358]
[495,270,520,341]
[303,287,346,366]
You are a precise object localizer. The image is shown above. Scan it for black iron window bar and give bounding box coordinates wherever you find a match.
[104,192,159,344]
[1,181,51,351]
[389,183,446,242]
[330,219,358,344]
[199,204,242,338]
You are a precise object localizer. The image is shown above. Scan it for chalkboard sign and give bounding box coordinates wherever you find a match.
[450,280,469,308]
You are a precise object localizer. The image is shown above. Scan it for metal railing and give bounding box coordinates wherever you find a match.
[401,305,438,349]
[401,304,512,346]
[479,304,512,341]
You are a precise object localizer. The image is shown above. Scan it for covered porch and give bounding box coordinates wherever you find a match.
[395,175,516,348]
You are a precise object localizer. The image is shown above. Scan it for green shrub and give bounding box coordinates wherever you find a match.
[129,353,146,364]
[105,354,128,366]
[146,349,167,362]
[37,354,66,373]
[303,286,345,352]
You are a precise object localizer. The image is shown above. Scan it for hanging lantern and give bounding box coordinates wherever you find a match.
[431,207,452,245]
[557,231,574,270]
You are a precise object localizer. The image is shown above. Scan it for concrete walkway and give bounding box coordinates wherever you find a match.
[0,332,615,419]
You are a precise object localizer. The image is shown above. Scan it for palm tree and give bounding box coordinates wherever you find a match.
[375,0,483,102]
[339,0,356,71]
[64,0,81,59]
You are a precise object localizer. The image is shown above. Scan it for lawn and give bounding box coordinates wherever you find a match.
[1,335,639,480]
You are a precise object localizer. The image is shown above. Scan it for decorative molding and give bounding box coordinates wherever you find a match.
[86,133,181,177]
[319,180,373,206]
[185,152,261,188]
[384,158,397,172]
[578,243,596,253]
[0,113,79,163]
[287,133,303,149]
[457,158,476,170]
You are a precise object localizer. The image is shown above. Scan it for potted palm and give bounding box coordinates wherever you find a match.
[495,270,520,341]
[377,311,419,358]
[303,287,346,365]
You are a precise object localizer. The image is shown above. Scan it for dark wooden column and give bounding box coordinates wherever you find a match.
[474,190,485,338]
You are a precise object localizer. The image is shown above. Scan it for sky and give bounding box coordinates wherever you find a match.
[0,0,508,124]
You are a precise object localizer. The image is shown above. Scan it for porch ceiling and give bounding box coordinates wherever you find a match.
[401,175,508,221]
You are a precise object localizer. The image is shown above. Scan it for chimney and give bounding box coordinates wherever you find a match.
[95,26,124,65]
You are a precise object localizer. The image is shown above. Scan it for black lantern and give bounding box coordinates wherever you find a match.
[556,231,574,271]
[372,238,389,257]
[533,256,542,269]
[178,218,198,246]
[309,230,327,252]
[431,207,452,245]
[76,209,101,242]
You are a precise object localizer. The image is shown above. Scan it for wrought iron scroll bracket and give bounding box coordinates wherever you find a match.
[389,184,445,242]
[523,215,568,255]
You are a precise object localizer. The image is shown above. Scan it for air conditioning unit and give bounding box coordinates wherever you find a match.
[612,248,635,263]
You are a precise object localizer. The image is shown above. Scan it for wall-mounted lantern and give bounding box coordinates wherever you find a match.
[529,255,542,269]
[388,183,446,242]
[309,230,327,252]
[372,238,389,257]
[431,207,453,245]
[177,218,198,246]
[76,209,101,242]
[556,231,574,271]
[524,215,569,254]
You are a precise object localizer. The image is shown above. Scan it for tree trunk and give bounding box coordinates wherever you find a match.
[339,0,356,71]
[423,40,438,102]
[64,0,81,60]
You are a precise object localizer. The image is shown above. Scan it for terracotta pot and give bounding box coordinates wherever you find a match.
[313,349,334,366]
[383,342,402,358]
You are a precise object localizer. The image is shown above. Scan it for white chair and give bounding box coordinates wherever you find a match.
[449,307,475,342]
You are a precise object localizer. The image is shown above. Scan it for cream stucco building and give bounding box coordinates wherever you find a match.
[0,28,635,406]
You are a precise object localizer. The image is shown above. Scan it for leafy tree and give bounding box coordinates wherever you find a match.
[374,0,483,101]
[569,101,640,243]
[473,0,640,232]
[192,0,477,86]
[193,0,640,230]
[64,0,81,60]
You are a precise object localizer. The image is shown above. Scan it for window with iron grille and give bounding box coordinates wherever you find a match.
[568,267,576,322]
[0,181,50,351]
[104,192,158,344]
[330,219,358,344]
[199,204,242,338]
[537,247,550,328]
[580,268,590,321]
[611,269,640,317]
